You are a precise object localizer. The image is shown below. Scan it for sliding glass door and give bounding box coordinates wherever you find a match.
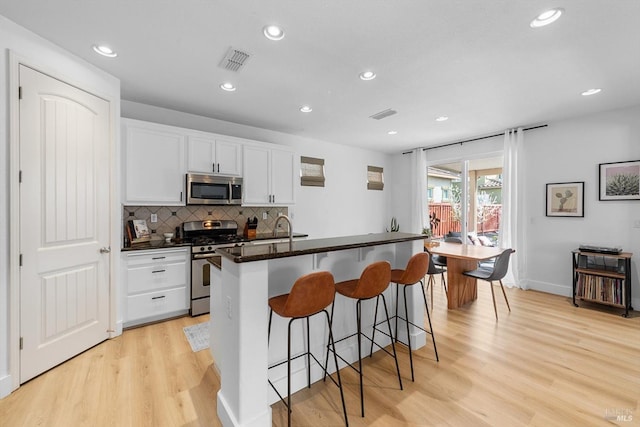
[427,156,503,245]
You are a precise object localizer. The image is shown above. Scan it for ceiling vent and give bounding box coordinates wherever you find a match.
[219,47,251,72]
[369,108,397,120]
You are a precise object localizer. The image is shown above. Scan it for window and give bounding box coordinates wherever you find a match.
[428,187,433,200]
[442,188,450,200]
[300,156,325,187]
[367,165,384,190]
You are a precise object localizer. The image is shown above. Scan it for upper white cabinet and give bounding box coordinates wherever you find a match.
[187,135,242,176]
[123,119,186,206]
[243,144,295,206]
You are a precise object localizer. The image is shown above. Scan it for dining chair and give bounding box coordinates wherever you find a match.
[462,249,514,319]
[425,251,447,307]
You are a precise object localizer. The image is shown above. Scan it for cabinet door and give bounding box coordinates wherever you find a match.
[124,121,186,205]
[270,149,295,205]
[215,138,242,176]
[187,135,216,174]
[242,145,270,205]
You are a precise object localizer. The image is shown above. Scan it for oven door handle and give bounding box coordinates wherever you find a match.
[192,253,221,260]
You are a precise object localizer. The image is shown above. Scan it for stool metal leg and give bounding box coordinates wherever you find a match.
[324,310,349,426]
[356,299,364,417]
[419,280,439,363]
[306,317,311,388]
[381,294,403,391]
[402,284,415,381]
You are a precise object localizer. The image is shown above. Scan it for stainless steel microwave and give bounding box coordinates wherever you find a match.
[186,173,243,205]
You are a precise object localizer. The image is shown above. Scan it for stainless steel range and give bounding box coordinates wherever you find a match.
[182,220,246,316]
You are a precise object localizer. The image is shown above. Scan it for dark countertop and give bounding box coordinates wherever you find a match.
[217,232,425,263]
[121,232,308,252]
[121,240,192,252]
[248,232,308,241]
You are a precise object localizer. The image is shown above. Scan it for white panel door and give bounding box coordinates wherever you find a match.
[19,65,111,382]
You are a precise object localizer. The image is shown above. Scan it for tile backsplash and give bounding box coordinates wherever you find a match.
[123,205,288,243]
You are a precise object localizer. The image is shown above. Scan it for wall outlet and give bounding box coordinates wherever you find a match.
[150,213,157,223]
[226,296,232,319]
[262,212,267,220]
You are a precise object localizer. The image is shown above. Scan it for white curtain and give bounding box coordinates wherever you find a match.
[500,128,525,288]
[410,148,428,234]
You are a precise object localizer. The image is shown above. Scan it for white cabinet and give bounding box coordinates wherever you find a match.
[123,248,190,328]
[123,119,186,205]
[243,145,295,206]
[187,135,242,176]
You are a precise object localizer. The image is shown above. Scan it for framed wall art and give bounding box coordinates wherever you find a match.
[546,182,584,217]
[599,160,640,201]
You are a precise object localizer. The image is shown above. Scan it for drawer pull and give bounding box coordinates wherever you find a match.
[151,295,166,300]
[152,269,166,274]
[152,256,166,260]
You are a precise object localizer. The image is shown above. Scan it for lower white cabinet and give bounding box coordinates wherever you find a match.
[123,247,190,328]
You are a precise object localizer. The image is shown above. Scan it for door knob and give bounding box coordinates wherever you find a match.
[100,247,111,254]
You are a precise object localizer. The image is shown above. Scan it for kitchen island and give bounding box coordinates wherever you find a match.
[211,232,426,427]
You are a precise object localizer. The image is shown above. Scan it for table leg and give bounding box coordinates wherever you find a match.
[446,258,478,309]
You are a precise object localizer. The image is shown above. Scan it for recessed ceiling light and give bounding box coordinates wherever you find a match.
[263,25,285,41]
[530,8,564,28]
[359,71,376,81]
[435,116,449,122]
[220,82,236,92]
[387,130,398,135]
[581,88,602,96]
[92,44,117,58]
[300,105,312,113]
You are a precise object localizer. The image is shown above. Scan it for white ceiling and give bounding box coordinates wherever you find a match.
[1,1,639,154]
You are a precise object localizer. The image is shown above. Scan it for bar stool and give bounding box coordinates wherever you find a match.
[325,261,402,417]
[268,271,348,427]
[387,252,439,381]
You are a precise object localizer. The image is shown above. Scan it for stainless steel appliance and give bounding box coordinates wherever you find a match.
[186,173,243,205]
[183,219,247,315]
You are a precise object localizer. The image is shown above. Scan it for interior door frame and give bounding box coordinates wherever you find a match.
[8,51,121,391]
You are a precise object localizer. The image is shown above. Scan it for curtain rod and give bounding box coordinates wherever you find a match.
[401,124,548,154]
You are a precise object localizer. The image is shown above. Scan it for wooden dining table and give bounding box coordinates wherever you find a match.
[426,242,507,309]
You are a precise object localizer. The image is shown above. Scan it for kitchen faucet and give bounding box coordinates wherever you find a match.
[274,214,293,247]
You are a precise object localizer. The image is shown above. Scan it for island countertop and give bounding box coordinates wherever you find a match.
[217,232,425,263]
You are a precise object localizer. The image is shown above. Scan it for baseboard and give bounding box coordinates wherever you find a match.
[526,280,572,297]
[218,390,271,427]
[0,373,12,399]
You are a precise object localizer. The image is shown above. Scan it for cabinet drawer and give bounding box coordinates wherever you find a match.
[127,261,187,294]
[127,286,188,322]
[126,250,188,267]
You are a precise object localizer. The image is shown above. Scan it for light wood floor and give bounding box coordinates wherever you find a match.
[1,284,638,427]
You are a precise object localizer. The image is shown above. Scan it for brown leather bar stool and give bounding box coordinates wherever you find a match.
[324,261,402,417]
[268,271,348,427]
[384,252,439,381]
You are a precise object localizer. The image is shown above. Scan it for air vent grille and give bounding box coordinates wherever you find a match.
[219,47,251,72]
[369,108,397,120]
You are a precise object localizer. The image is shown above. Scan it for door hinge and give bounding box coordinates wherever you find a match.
[20,337,23,350]
[18,86,22,100]
[19,254,23,267]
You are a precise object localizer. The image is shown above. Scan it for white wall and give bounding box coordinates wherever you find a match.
[122,100,393,238]
[390,104,640,310]
[0,15,120,397]
[524,105,640,309]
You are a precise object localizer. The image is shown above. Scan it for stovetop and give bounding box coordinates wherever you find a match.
[182,219,247,254]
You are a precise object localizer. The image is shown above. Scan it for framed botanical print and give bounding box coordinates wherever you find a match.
[599,160,640,201]
[546,182,584,217]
